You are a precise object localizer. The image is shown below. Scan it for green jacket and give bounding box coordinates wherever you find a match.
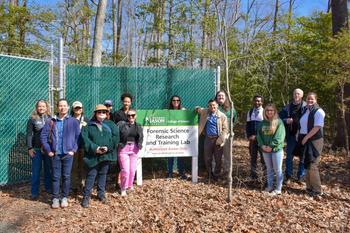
[81,119,120,168]
[219,105,238,127]
[257,119,285,152]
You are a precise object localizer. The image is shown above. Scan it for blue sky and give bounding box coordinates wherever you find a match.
[30,0,327,17]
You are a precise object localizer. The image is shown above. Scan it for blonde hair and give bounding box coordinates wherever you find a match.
[31,100,51,120]
[263,103,279,134]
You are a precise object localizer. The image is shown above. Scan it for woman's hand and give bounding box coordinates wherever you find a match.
[262,145,272,153]
[48,152,54,157]
[28,149,35,158]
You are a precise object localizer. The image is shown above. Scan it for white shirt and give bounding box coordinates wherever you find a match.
[299,108,325,134]
[246,107,264,122]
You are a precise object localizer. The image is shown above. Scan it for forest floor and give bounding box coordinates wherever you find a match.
[0,139,349,233]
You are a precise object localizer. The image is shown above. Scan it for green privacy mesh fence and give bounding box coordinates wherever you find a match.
[66,65,216,118]
[0,55,49,185]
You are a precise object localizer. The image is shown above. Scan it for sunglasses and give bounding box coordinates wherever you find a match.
[127,114,136,118]
[96,110,108,114]
[74,107,82,110]
[172,99,180,102]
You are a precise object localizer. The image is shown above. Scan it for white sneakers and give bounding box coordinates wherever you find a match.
[51,197,69,209]
[121,190,127,196]
[61,197,69,208]
[51,198,60,209]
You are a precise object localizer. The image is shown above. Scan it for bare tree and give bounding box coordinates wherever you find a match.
[92,0,108,66]
[214,0,241,202]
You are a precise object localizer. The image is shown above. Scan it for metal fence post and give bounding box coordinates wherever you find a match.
[49,44,55,114]
[216,66,221,93]
[58,37,64,99]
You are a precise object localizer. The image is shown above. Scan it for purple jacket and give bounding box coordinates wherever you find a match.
[40,115,80,154]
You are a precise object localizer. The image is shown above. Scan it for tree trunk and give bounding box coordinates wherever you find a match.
[167,0,174,67]
[112,0,117,65]
[331,0,348,36]
[18,0,27,52]
[116,0,123,60]
[92,0,108,67]
[201,0,210,68]
[331,0,350,150]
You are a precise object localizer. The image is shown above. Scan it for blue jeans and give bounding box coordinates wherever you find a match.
[31,148,52,197]
[83,161,110,199]
[51,154,74,199]
[285,135,305,179]
[167,157,185,176]
[263,150,284,192]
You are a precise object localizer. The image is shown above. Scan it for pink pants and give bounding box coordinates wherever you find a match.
[118,143,139,191]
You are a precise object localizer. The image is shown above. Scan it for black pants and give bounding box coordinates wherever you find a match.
[249,139,265,179]
[83,161,110,199]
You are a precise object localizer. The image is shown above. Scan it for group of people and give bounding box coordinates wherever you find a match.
[26,93,143,208]
[26,88,325,210]
[246,89,325,197]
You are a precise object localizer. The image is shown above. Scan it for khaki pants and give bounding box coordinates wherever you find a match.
[222,137,231,177]
[305,156,322,193]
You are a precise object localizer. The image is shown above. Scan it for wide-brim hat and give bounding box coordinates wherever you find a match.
[94,104,109,112]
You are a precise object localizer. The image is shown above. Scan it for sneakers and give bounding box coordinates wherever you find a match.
[128,186,134,191]
[99,196,108,204]
[61,197,69,208]
[121,190,127,197]
[269,190,282,196]
[51,198,60,209]
[81,197,90,208]
[166,173,173,178]
[180,174,188,180]
[264,187,274,193]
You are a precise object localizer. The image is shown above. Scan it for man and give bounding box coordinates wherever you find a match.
[104,99,114,121]
[246,95,265,180]
[41,99,80,209]
[198,99,228,181]
[279,88,306,184]
[215,90,238,180]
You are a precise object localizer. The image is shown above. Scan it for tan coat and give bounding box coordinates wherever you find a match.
[198,109,229,147]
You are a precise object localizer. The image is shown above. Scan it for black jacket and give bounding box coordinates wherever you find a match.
[117,121,143,149]
[26,115,49,149]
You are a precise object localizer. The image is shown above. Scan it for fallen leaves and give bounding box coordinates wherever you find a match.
[0,139,349,232]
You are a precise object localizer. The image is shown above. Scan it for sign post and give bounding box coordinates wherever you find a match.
[136,110,198,185]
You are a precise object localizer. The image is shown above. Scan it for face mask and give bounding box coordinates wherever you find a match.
[96,115,106,122]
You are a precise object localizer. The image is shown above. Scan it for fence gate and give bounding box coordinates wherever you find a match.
[0,55,50,185]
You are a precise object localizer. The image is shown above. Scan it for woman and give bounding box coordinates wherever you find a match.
[117,109,143,196]
[70,101,87,195]
[113,93,133,124]
[26,99,52,200]
[298,92,325,198]
[167,95,187,179]
[257,103,285,195]
[81,104,119,208]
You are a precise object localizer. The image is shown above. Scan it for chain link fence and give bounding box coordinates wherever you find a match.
[66,65,216,117]
[0,54,50,185]
[0,56,216,185]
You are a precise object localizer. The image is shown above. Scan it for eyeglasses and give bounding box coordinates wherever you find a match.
[265,109,274,112]
[172,99,180,102]
[96,110,107,114]
[127,114,136,118]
